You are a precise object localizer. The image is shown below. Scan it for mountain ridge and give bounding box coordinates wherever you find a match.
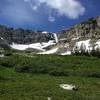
[0,16,100,55]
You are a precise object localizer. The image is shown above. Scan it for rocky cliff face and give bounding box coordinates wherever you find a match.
[58,16,100,40]
[0,25,54,44]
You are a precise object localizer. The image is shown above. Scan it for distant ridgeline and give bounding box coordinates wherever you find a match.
[0,16,100,55]
[0,26,56,52]
[0,26,55,44]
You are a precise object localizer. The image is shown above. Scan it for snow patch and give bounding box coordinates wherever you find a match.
[74,39,100,52]
[42,31,48,34]
[0,37,4,40]
[95,40,100,49]
[37,48,58,54]
[61,51,71,55]
[53,33,58,43]
[0,54,4,58]
[75,39,91,51]
[60,84,76,90]
[48,97,51,100]
[71,37,79,41]
[41,40,56,48]
[59,38,67,41]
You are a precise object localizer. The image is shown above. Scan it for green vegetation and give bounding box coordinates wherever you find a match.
[88,18,97,24]
[0,54,100,100]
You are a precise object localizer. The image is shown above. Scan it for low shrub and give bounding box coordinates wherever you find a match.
[0,58,15,68]
[49,70,68,76]
[15,64,33,73]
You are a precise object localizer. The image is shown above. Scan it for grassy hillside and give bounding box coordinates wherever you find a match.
[0,54,100,100]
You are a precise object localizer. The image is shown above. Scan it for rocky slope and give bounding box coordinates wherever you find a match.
[0,16,100,55]
[57,16,100,54]
[58,16,100,40]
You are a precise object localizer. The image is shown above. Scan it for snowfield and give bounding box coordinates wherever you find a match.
[10,42,45,51]
[10,39,58,54]
[9,33,100,55]
[74,39,100,51]
[10,40,56,51]
[10,33,58,51]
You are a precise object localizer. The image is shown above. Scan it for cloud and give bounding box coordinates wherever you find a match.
[24,0,29,2]
[0,0,86,28]
[32,6,38,11]
[0,0,39,24]
[48,16,56,22]
[29,0,85,19]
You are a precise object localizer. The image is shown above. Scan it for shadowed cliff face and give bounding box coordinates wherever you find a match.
[0,26,54,45]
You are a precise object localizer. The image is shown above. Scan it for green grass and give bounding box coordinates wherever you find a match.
[0,54,100,100]
[1,54,100,77]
